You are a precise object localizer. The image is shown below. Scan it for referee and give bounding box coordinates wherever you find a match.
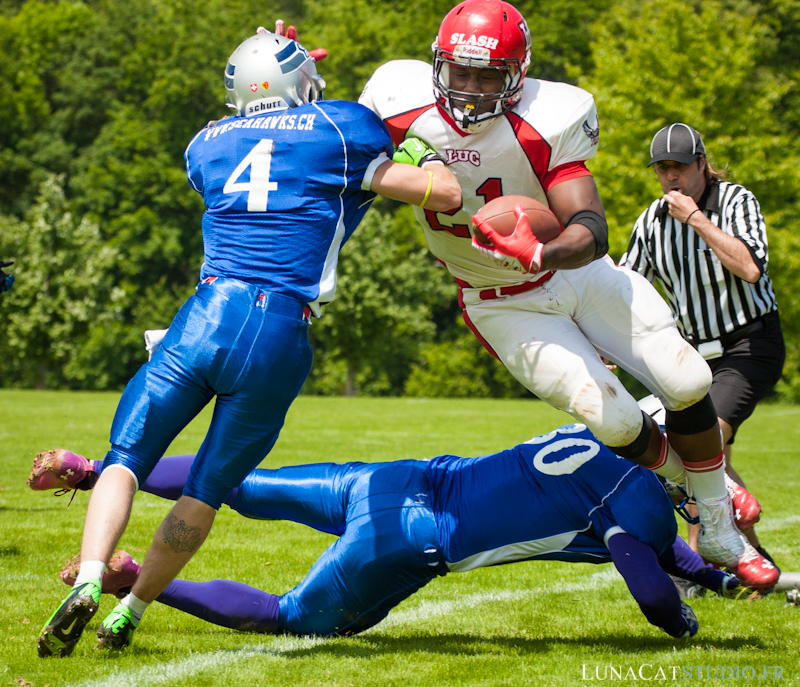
[621,123,784,566]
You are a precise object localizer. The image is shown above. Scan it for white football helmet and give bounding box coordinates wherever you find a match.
[225,32,326,116]
[638,394,666,424]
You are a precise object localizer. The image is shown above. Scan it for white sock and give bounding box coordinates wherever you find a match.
[644,433,686,484]
[121,592,149,625]
[74,560,106,585]
[685,452,727,502]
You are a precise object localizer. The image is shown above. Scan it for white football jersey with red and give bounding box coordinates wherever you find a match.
[359,59,600,289]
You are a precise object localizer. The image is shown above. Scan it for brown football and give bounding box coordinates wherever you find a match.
[472,195,561,245]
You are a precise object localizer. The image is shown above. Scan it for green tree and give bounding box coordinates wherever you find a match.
[404,319,528,398]
[579,0,800,399]
[304,206,453,396]
[0,175,121,388]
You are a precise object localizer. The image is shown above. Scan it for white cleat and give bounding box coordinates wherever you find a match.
[696,495,745,568]
[696,495,779,588]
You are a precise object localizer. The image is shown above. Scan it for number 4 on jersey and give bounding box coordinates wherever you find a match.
[223,139,278,212]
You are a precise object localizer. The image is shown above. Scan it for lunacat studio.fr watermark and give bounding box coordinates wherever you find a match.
[581,665,788,681]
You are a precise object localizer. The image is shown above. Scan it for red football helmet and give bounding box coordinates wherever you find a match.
[432,0,531,134]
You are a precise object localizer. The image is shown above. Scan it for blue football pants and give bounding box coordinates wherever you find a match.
[233,460,448,636]
[102,277,313,509]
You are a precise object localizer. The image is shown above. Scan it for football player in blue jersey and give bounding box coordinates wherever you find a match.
[32,404,742,642]
[36,28,461,658]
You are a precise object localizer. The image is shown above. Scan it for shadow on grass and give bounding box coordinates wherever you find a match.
[273,631,769,659]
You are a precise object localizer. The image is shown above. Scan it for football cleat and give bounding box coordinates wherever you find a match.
[695,495,778,587]
[660,601,698,638]
[27,449,97,495]
[677,601,699,638]
[670,576,704,600]
[60,550,141,599]
[96,605,138,650]
[725,473,761,530]
[716,571,743,598]
[696,495,747,568]
[37,580,101,658]
[672,570,743,600]
[729,540,780,589]
[756,545,780,574]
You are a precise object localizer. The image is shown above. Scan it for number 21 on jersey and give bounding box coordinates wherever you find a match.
[223,139,278,212]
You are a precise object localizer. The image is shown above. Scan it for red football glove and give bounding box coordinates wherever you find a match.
[273,20,297,40]
[471,205,544,274]
[261,21,328,61]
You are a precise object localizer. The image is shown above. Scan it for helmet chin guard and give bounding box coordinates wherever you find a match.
[432,0,531,134]
[225,32,326,116]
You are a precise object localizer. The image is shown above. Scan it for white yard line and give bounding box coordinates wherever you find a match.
[757,513,800,532]
[67,568,620,687]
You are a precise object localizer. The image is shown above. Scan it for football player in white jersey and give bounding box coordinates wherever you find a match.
[359,0,776,588]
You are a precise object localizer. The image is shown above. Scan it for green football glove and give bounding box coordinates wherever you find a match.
[393,137,446,167]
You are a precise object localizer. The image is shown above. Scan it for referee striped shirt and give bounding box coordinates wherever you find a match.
[621,179,778,344]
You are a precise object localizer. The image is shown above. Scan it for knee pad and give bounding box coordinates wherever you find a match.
[571,377,643,448]
[665,393,719,435]
[610,411,653,461]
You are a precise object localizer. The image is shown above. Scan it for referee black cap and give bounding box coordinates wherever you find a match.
[648,123,706,166]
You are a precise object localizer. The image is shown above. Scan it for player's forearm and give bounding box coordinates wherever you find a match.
[370,160,462,211]
[689,215,761,283]
[539,224,597,270]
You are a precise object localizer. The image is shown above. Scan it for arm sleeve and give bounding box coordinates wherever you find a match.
[336,104,395,192]
[727,191,768,275]
[607,531,687,638]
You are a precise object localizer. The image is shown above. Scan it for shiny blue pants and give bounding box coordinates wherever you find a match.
[233,460,448,636]
[102,278,313,509]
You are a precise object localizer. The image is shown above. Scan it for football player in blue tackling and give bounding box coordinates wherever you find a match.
[36,27,461,657]
[31,402,742,642]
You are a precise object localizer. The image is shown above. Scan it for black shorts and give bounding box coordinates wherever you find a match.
[707,311,785,443]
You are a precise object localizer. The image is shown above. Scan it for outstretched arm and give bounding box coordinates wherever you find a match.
[370,158,462,212]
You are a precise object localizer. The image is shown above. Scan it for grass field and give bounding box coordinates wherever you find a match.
[1,390,799,686]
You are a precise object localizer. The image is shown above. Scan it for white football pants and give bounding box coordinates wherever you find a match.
[462,256,712,448]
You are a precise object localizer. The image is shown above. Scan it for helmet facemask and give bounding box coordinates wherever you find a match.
[432,47,524,133]
[431,0,532,134]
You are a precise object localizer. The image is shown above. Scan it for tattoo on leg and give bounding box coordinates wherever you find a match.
[162,514,202,553]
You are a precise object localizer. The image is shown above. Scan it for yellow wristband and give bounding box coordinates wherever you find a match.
[419,170,434,209]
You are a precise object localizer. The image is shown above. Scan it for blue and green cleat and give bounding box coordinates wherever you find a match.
[37,579,102,657]
[96,604,138,650]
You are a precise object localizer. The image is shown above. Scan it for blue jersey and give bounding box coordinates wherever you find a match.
[184,100,393,312]
[425,424,677,571]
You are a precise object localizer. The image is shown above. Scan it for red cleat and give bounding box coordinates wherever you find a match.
[725,474,761,530]
[729,541,779,589]
[60,550,141,599]
[27,449,96,494]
